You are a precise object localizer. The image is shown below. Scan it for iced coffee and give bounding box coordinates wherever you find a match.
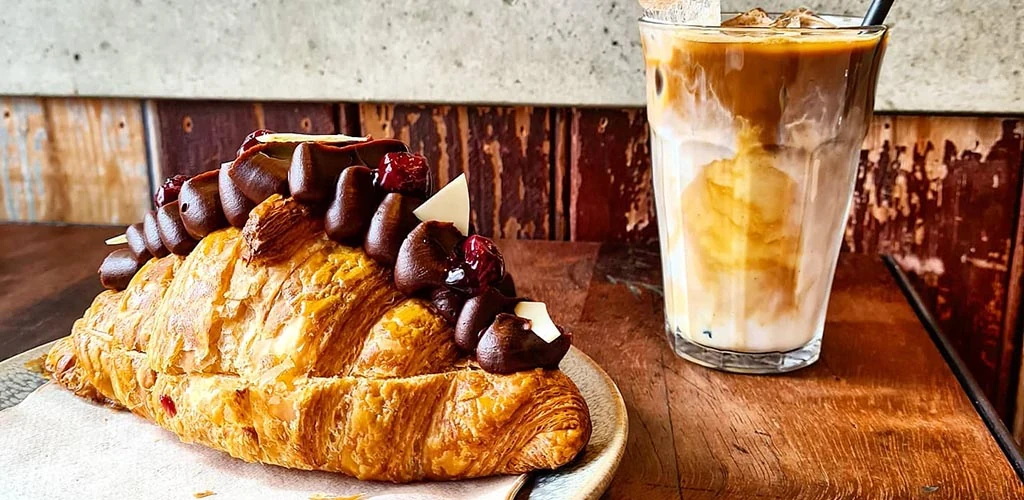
[639,9,888,372]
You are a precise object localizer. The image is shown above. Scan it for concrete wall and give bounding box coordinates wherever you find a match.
[0,0,1021,113]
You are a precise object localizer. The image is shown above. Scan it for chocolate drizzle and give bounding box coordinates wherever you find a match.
[227,148,290,203]
[179,170,227,238]
[364,193,422,266]
[98,134,569,374]
[124,222,151,260]
[155,202,198,255]
[325,165,379,244]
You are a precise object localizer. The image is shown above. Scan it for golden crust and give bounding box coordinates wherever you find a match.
[48,196,591,482]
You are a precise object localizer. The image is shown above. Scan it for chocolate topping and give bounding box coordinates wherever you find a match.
[142,211,170,258]
[455,287,518,352]
[99,248,147,290]
[262,137,366,160]
[430,287,467,324]
[476,313,571,374]
[496,273,517,297]
[228,150,290,203]
[96,134,569,375]
[353,139,409,169]
[394,221,464,296]
[237,129,274,157]
[364,193,422,266]
[324,165,379,245]
[156,202,198,255]
[125,222,151,260]
[179,170,227,238]
[219,164,257,227]
[289,142,357,204]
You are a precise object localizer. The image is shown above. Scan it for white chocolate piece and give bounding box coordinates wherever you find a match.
[413,173,470,236]
[514,301,561,343]
[104,234,128,245]
[255,133,368,144]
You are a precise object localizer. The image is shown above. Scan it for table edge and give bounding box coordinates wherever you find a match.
[884,255,1024,482]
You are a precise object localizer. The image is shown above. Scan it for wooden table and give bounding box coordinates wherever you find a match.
[1,224,1022,498]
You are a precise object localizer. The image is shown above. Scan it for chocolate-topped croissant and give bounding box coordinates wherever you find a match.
[45,132,591,482]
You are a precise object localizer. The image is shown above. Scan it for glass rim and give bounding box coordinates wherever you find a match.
[638,12,888,33]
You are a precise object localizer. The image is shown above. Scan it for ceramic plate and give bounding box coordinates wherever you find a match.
[0,343,626,499]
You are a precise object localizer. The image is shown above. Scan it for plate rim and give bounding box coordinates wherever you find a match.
[559,346,629,500]
[0,342,628,499]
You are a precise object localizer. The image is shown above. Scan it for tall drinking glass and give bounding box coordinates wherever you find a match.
[639,15,888,373]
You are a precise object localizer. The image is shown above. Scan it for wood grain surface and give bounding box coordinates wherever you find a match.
[359,104,552,239]
[0,97,150,224]
[0,224,114,357]
[569,108,657,244]
[1,224,1020,498]
[1011,147,1024,442]
[549,243,1023,499]
[850,116,1024,417]
[4,99,1024,435]
[150,100,338,179]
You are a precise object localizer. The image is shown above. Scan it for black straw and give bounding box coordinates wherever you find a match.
[862,0,894,26]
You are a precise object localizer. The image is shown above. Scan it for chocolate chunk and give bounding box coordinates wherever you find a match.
[156,202,198,255]
[99,248,147,291]
[179,170,227,238]
[227,151,290,203]
[237,129,274,157]
[429,287,467,323]
[475,313,571,374]
[455,288,518,352]
[496,273,517,297]
[354,139,409,169]
[142,211,170,258]
[261,136,366,160]
[289,142,358,204]
[124,222,151,261]
[394,221,464,296]
[364,193,422,266]
[324,165,379,245]
[219,164,256,227]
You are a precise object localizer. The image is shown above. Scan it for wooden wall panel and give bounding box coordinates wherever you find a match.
[1011,160,1024,442]
[553,109,571,240]
[569,108,657,244]
[150,101,338,179]
[0,97,149,224]
[359,104,551,239]
[850,116,1023,415]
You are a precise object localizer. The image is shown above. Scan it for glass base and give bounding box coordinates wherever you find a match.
[667,328,820,374]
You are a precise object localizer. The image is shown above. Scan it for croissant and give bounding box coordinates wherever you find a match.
[45,139,591,482]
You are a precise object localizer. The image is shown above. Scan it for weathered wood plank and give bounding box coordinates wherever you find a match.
[151,100,337,178]
[359,104,551,239]
[552,109,570,241]
[0,97,149,224]
[569,108,657,243]
[1007,129,1024,443]
[849,115,1023,416]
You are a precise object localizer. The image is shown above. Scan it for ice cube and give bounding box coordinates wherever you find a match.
[640,0,721,26]
[721,7,774,27]
[771,8,836,28]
